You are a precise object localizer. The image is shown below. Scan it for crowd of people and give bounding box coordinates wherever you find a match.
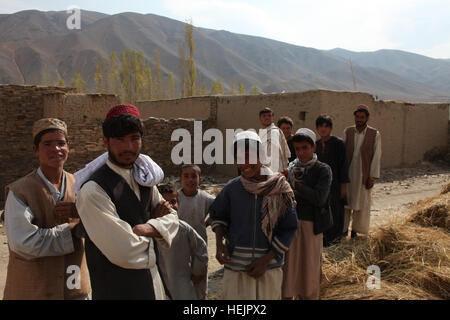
[2,103,381,300]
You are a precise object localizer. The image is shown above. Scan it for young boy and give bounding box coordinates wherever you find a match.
[177,164,215,299]
[282,128,332,300]
[3,118,90,299]
[210,131,298,300]
[155,184,208,300]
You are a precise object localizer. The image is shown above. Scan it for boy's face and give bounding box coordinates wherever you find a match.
[33,131,69,170]
[181,167,201,195]
[161,192,178,211]
[259,112,273,127]
[316,123,332,138]
[293,140,316,163]
[237,151,263,179]
[279,123,292,139]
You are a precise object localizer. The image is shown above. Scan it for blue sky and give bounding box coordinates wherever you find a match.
[1,0,450,59]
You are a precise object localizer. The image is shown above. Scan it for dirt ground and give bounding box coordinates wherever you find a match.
[0,162,448,299]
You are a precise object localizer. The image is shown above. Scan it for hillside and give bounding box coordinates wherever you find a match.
[0,10,449,102]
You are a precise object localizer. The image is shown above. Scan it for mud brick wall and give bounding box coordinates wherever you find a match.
[0,85,218,205]
[142,117,217,176]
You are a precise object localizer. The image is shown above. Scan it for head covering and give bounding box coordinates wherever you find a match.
[105,104,141,120]
[233,130,262,144]
[32,118,67,139]
[294,128,316,143]
[354,104,370,115]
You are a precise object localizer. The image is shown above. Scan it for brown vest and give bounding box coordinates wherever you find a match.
[3,170,90,300]
[345,126,377,185]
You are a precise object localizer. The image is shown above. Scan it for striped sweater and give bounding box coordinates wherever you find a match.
[210,177,298,271]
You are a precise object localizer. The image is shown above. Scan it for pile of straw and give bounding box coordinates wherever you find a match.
[321,182,450,300]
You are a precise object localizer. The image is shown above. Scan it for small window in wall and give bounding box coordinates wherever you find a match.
[299,111,307,121]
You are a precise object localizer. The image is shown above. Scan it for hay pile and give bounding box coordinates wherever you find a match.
[321,182,450,300]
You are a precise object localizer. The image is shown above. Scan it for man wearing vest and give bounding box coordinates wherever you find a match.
[343,105,382,238]
[76,104,179,300]
[3,118,90,300]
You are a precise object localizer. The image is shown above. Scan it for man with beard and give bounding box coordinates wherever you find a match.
[343,105,382,238]
[76,104,179,299]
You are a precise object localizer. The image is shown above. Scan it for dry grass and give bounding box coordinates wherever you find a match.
[321,183,450,300]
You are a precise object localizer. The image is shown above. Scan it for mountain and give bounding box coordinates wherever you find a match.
[327,48,450,93]
[0,9,449,103]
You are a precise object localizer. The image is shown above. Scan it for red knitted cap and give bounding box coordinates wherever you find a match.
[105,104,141,120]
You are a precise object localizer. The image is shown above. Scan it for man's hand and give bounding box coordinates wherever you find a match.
[245,251,275,278]
[132,223,161,238]
[191,274,205,284]
[55,202,78,224]
[152,200,172,219]
[68,218,80,230]
[340,184,347,199]
[216,241,231,265]
[365,178,375,190]
[214,225,231,265]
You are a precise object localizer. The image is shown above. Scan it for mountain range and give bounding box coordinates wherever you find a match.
[1,9,449,103]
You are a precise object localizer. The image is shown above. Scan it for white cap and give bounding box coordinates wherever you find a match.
[233,130,262,144]
[295,128,316,143]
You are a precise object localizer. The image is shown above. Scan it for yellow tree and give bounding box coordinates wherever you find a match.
[211,78,224,95]
[143,62,153,100]
[55,77,66,87]
[109,52,121,95]
[71,72,87,93]
[178,42,186,98]
[119,49,146,104]
[152,49,164,100]
[184,19,197,97]
[168,72,176,99]
[238,81,245,95]
[94,62,105,93]
[228,79,236,95]
[250,86,259,95]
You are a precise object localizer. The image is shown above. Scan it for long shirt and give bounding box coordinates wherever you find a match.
[76,159,179,299]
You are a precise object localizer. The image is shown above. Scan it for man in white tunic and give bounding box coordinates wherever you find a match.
[343,105,382,237]
[258,107,291,174]
[76,104,179,300]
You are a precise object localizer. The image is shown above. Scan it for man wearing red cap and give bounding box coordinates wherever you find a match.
[343,105,382,238]
[76,104,179,300]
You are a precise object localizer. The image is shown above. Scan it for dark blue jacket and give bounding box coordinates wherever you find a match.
[210,177,298,272]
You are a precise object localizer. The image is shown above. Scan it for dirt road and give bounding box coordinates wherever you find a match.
[0,162,448,299]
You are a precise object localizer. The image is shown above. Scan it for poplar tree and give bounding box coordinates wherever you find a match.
[211,78,224,95]
[152,49,164,100]
[168,72,176,99]
[109,51,121,95]
[94,63,105,93]
[143,62,153,100]
[71,72,87,93]
[228,80,236,95]
[178,42,186,98]
[184,19,197,97]
[250,86,259,95]
[56,77,66,87]
[238,81,245,95]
